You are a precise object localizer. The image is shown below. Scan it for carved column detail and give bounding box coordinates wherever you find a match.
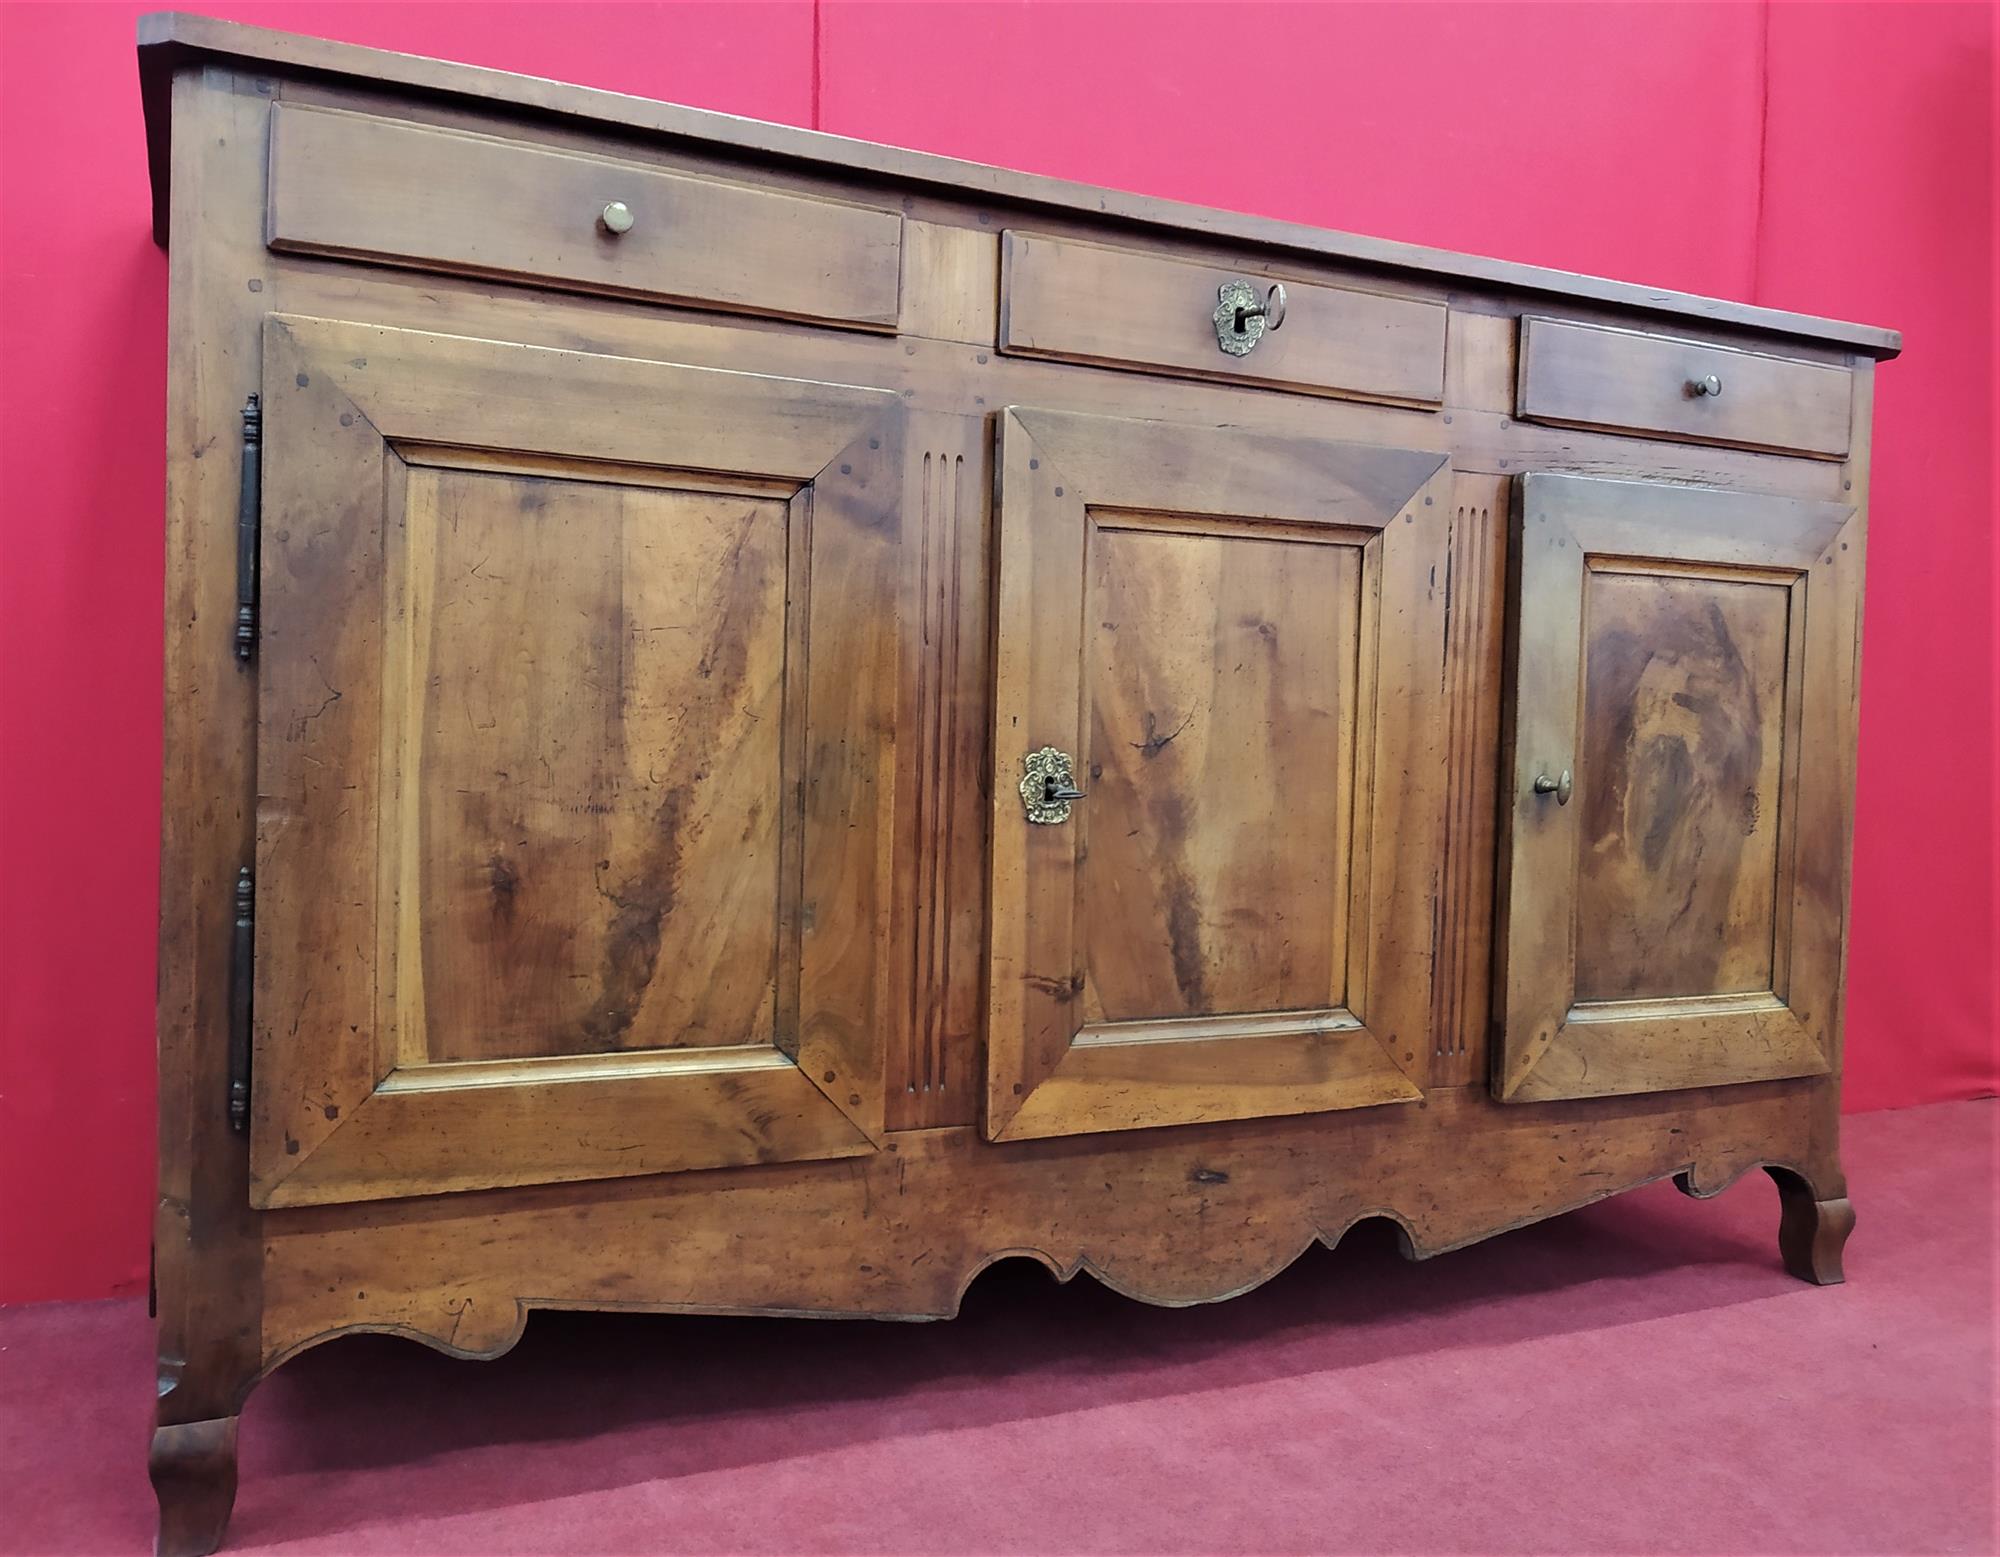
[1431,475,1509,1086]
[890,422,989,1129]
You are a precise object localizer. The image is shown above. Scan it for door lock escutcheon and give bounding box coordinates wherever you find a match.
[1020,746,1086,824]
[1214,279,1287,356]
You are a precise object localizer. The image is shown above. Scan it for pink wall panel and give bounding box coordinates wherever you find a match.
[818,0,1770,300]
[0,2,1989,1303]
[1755,1,1996,1111]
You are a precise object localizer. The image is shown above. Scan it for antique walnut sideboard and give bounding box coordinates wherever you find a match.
[141,15,1898,1552]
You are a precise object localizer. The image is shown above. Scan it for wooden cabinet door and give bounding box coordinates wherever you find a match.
[1495,473,1862,1102]
[248,315,901,1207]
[986,407,1453,1141]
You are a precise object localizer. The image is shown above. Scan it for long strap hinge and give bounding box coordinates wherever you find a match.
[227,866,254,1133]
[234,393,261,662]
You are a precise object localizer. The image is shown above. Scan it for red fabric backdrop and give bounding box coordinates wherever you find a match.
[0,2,1991,1305]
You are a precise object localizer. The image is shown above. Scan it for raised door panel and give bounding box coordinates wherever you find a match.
[251,315,901,1207]
[404,466,790,1061]
[987,407,1452,1141]
[1495,473,1861,1102]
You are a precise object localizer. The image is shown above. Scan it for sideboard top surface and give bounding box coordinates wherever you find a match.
[136,11,1901,360]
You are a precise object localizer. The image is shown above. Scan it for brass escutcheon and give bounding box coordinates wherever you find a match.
[1020,746,1086,824]
[1214,279,1286,356]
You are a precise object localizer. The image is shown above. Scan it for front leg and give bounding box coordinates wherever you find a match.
[150,1416,239,1557]
[1768,1165,1856,1285]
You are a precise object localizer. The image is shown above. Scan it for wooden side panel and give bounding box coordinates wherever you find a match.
[154,67,275,1437]
[1001,230,1447,404]
[267,104,905,328]
[1517,317,1853,458]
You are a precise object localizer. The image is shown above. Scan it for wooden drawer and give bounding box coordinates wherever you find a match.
[1000,231,1446,404]
[1516,317,1852,457]
[265,104,904,329]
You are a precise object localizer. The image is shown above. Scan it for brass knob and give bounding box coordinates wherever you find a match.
[1689,372,1722,397]
[1532,769,1573,806]
[600,201,635,235]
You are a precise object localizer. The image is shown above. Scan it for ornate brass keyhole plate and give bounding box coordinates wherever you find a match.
[1213,279,1286,356]
[1214,280,1265,356]
[1020,746,1085,824]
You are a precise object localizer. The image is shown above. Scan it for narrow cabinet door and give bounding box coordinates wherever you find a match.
[986,407,1453,1141]
[250,315,901,1207]
[1495,473,1862,1103]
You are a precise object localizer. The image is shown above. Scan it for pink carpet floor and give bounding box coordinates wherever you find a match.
[3,1099,1993,1555]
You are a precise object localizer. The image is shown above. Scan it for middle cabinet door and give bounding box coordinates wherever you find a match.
[986,407,1453,1141]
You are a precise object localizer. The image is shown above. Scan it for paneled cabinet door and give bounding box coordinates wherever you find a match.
[986,407,1453,1141]
[249,316,901,1208]
[1495,473,1862,1103]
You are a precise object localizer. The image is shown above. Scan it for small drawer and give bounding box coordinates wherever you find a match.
[1516,317,1852,458]
[1000,231,1446,404]
[266,104,904,330]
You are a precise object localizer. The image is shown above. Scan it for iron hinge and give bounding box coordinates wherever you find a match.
[234,393,261,662]
[227,867,254,1134]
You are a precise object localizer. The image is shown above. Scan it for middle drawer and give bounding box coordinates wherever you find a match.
[265,104,906,330]
[1000,230,1447,404]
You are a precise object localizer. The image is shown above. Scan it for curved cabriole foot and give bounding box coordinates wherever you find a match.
[150,1416,239,1557]
[1767,1166,1855,1285]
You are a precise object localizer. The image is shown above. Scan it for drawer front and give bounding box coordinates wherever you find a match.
[266,104,904,329]
[1000,231,1446,403]
[1516,317,1852,457]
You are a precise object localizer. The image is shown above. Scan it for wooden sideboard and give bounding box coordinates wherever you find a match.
[140,16,1898,1552]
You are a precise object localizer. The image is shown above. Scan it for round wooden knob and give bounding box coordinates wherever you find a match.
[600,201,635,235]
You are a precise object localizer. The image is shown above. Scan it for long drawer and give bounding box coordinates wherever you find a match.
[1516,316,1852,458]
[1000,231,1447,404]
[265,104,905,330]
